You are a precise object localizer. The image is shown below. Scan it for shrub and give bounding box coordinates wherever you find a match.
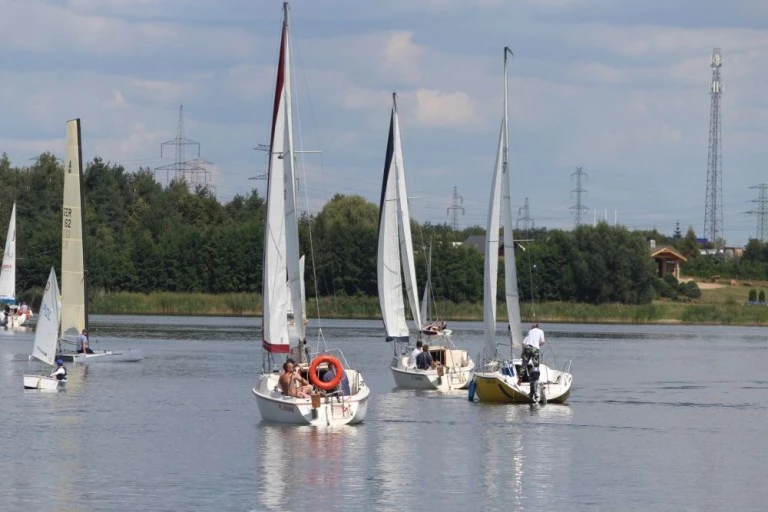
[760,290,766,302]
[749,289,757,302]
[681,281,701,299]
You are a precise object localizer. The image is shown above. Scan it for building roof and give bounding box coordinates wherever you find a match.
[650,245,687,262]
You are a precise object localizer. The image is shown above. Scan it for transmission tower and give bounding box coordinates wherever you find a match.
[703,48,724,250]
[516,197,535,232]
[446,185,464,231]
[569,166,589,227]
[747,183,768,242]
[154,104,214,188]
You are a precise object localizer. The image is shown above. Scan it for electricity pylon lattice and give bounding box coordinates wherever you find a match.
[447,186,464,231]
[569,166,589,227]
[703,48,724,249]
[747,183,768,242]
[516,197,534,232]
[154,104,214,188]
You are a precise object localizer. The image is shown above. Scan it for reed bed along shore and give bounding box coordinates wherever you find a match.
[84,285,768,326]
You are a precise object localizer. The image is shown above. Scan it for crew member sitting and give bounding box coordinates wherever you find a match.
[322,365,351,396]
[416,344,434,370]
[278,360,312,398]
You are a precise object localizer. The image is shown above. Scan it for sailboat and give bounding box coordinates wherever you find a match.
[472,48,572,404]
[252,2,369,426]
[23,268,65,391]
[0,203,33,328]
[418,243,451,338]
[56,119,143,364]
[379,93,474,391]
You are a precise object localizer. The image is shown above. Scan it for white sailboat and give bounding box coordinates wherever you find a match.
[379,93,474,391]
[23,268,65,391]
[472,48,572,404]
[252,2,369,426]
[0,203,33,328]
[56,119,143,364]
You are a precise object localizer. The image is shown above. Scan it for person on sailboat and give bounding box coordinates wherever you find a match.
[76,329,94,354]
[50,359,67,380]
[19,302,29,316]
[520,323,545,382]
[321,365,351,396]
[279,360,312,398]
[416,344,434,370]
[408,340,423,368]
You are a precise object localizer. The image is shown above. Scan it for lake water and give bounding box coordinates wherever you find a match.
[1,317,767,511]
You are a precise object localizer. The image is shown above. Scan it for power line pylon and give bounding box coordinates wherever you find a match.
[154,104,213,188]
[516,197,534,232]
[446,185,464,231]
[569,166,589,227]
[747,183,768,242]
[704,48,724,250]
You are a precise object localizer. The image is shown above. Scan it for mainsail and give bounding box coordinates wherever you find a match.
[377,94,422,341]
[60,119,88,339]
[0,202,16,302]
[31,268,60,366]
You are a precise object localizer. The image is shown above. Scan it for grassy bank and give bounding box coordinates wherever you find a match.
[85,279,768,325]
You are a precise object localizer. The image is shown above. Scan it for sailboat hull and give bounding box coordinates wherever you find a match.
[390,355,475,390]
[58,349,144,363]
[23,374,65,391]
[473,363,573,404]
[253,371,370,426]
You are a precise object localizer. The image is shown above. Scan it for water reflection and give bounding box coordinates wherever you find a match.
[257,424,367,511]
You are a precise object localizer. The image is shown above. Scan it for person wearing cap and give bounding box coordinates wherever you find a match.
[520,323,545,382]
[50,359,67,380]
[76,329,94,354]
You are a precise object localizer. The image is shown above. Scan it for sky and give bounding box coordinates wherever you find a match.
[1,0,768,246]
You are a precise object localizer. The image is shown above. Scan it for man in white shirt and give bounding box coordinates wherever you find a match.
[520,323,545,381]
[407,340,423,368]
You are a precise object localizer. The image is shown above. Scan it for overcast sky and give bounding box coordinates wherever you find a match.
[1,0,767,246]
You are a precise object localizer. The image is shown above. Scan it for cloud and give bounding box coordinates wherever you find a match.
[413,89,477,128]
[380,31,425,83]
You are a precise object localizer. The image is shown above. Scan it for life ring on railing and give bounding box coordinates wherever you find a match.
[309,355,344,391]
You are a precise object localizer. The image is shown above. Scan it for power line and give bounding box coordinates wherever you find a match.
[516,196,535,232]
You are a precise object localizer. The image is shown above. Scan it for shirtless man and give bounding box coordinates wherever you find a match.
[278,360,313,398]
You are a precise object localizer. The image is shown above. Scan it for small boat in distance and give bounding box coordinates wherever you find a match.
[0,203,33,328]
[24,268,66,391]
[55,119,143,364]
[378,93,474,391]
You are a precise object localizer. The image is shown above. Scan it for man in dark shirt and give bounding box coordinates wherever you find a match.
[415,345,433,370]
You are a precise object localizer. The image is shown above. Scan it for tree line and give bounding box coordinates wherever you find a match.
[0,152,734,306]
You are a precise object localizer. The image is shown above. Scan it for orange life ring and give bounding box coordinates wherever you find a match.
[309,355,344,391]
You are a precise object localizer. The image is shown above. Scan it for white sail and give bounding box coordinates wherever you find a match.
[60,119,87,339]
[31,268,60,367]
[262,13,292,354]
[419,243,432,326]
[483,121,504,358]
[392,103,422,332]
[0,202,16,302]
[377,99,410,340]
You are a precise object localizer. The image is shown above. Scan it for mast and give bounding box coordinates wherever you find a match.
[77,120,89,332]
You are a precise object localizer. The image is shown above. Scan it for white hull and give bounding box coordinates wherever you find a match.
[23,374,65,391]
[390,353,475,391]
[3,311,31,328]
[58,349,144,363]
[253,371,370,426]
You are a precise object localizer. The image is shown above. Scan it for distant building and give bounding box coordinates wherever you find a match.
[650,245,687,280]
[462,235,485,253]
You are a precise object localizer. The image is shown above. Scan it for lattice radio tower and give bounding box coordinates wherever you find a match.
[703,48,724,249]
[569,166,589,227]
[516,197,535,232]
[154,105,213,188]
[447,185,464,231]
[747,183,768,242]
